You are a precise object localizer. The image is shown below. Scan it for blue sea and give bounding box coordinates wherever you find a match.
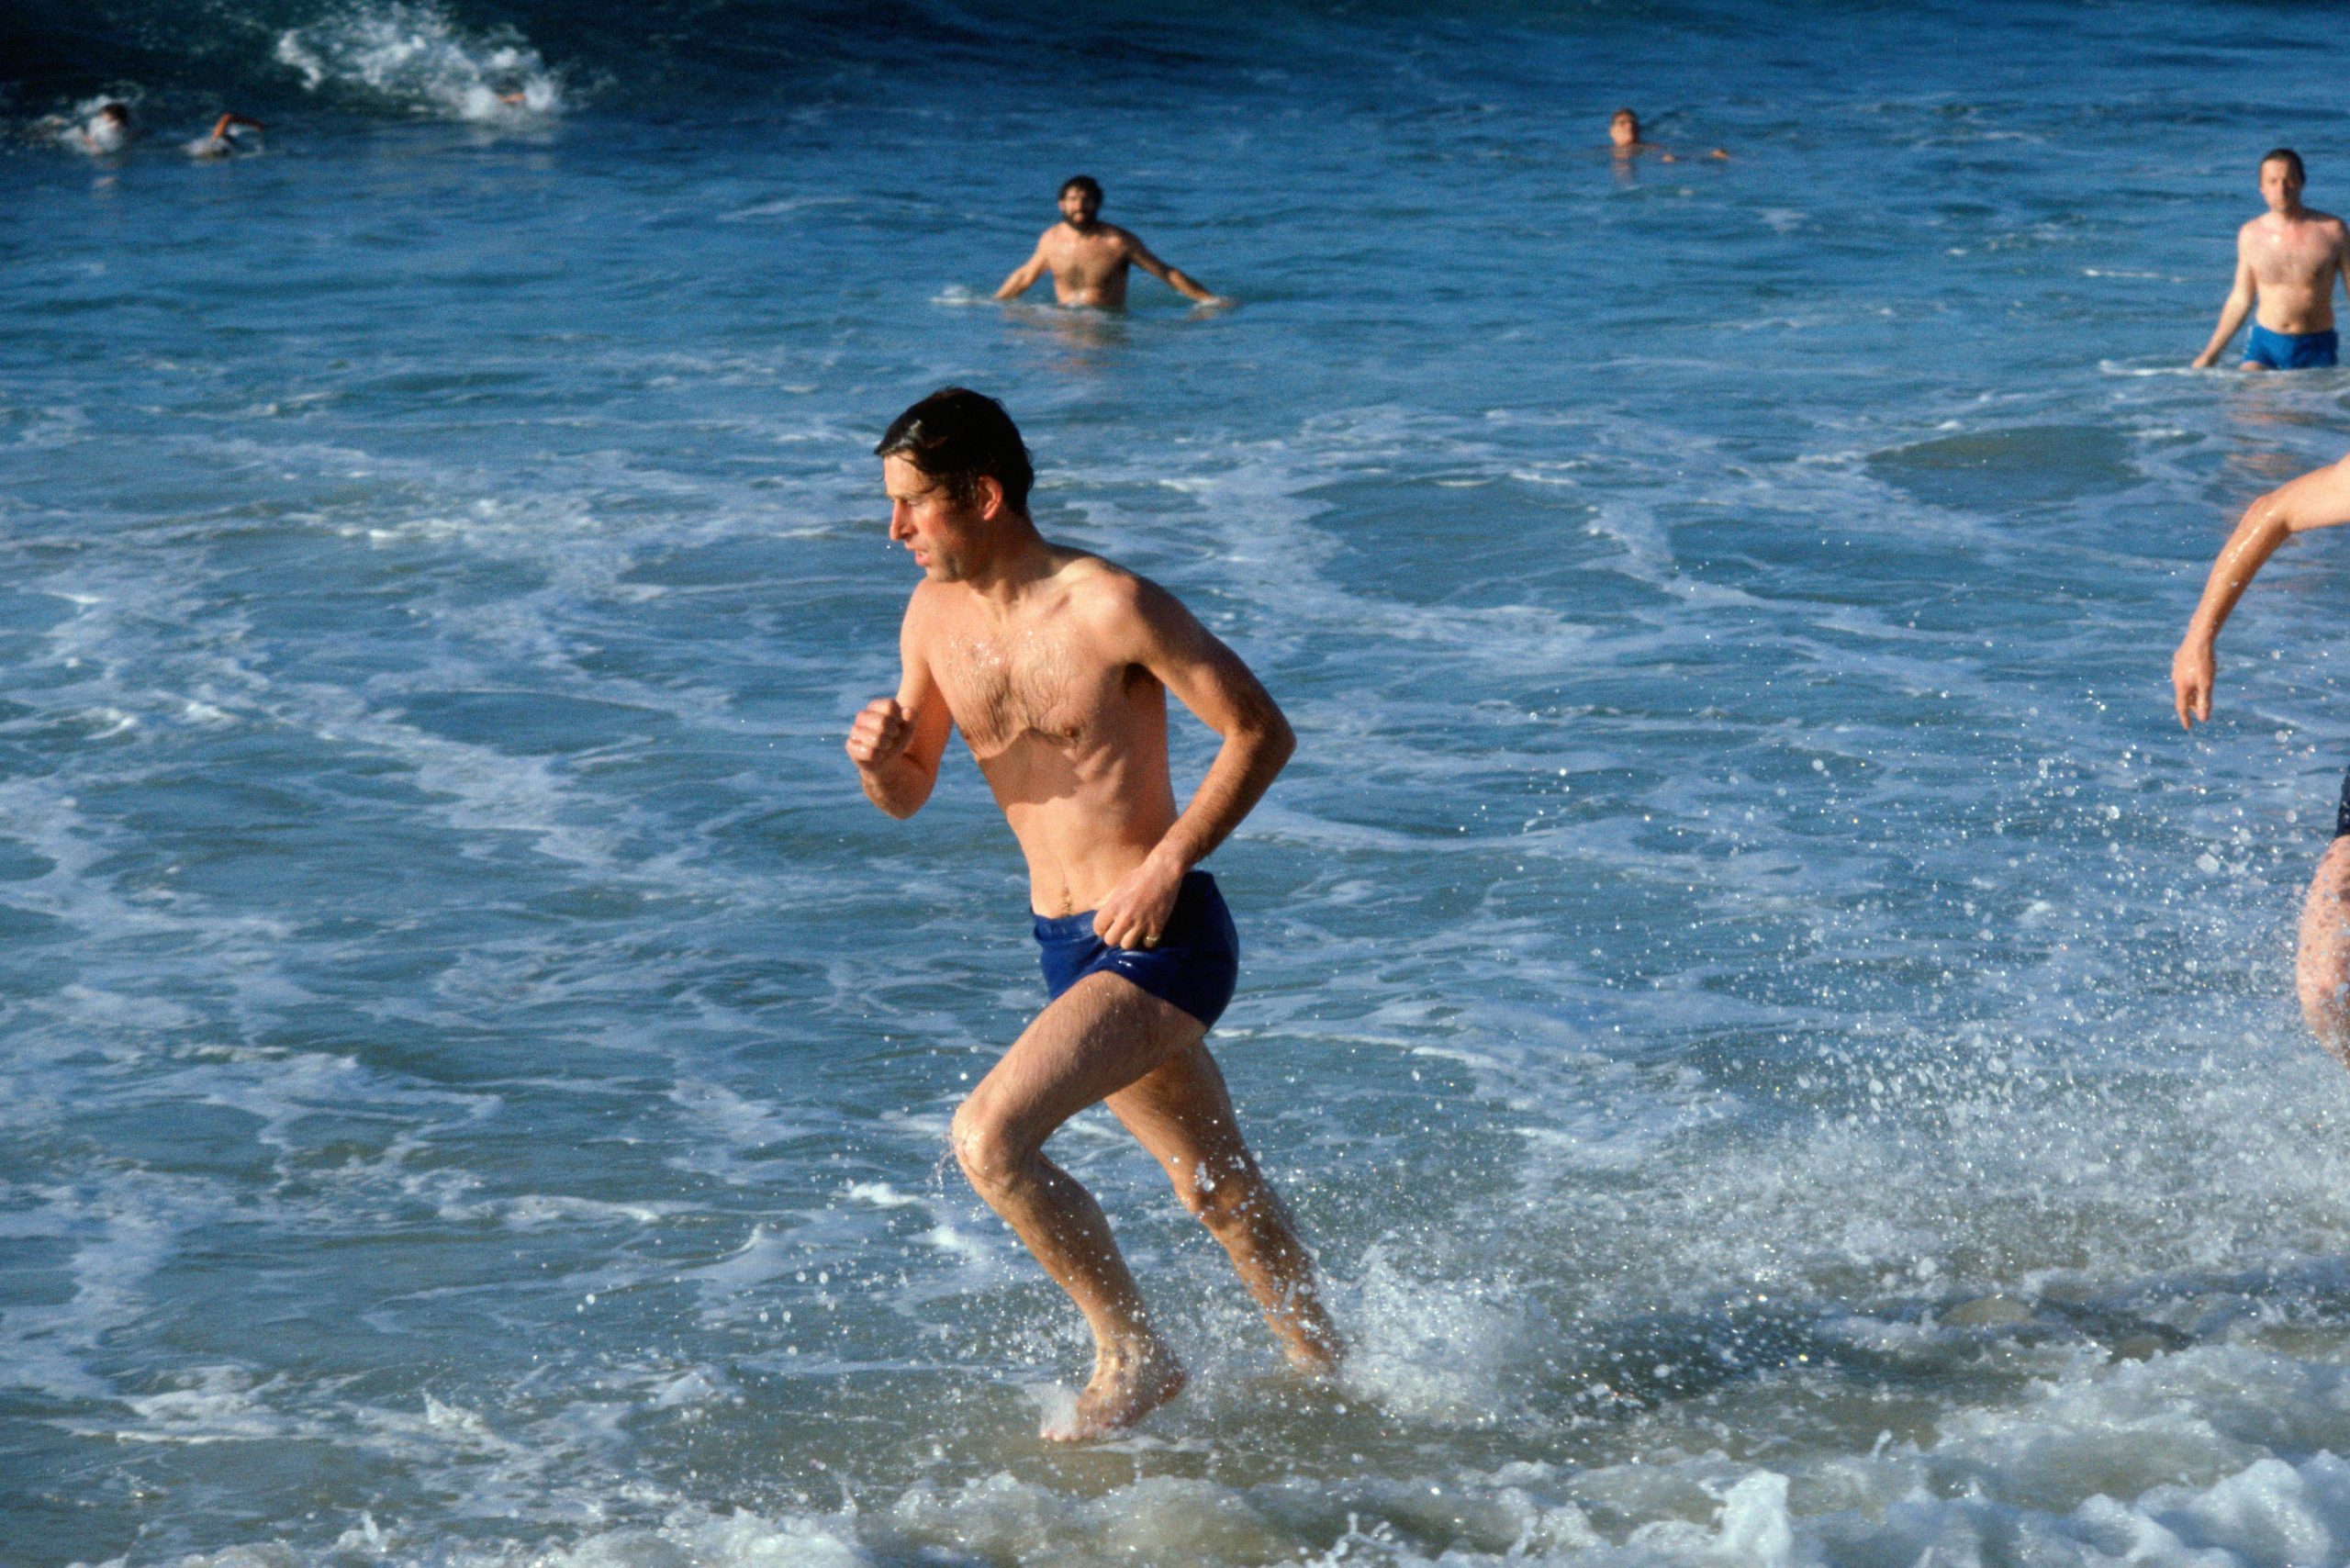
[12,2,2350,1563]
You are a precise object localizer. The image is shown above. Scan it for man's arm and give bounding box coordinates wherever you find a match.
[1089,577,1291,948]
[1124,234,1228,307]
[995,235,1052,300]
[2192,241,2257,368]
[846,598,954,816]
[2174,455,2350,727]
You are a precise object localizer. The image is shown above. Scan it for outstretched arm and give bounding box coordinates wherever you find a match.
[1089,578,1292,947]
[1125,236,1228,306]
[2192,244,2257,368]
[212,113,266,138]
[995,237,1051,300]
[2174,456,2350,727]
[846,599,954,816]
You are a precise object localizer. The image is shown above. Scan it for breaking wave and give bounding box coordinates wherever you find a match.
[273,1,563,121]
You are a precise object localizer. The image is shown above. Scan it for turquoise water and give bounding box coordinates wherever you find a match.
[14,3,2350,1563]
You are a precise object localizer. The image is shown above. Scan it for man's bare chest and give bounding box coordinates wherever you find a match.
[2252,225,2337,283]
[934,628,1124,756]
[1046,234,1129,284]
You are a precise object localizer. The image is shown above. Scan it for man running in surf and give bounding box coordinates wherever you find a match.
[994,175,1229,308]
[2173,451,2350,1059]
[846,387,1338,1439]
[2191,149,2350,371]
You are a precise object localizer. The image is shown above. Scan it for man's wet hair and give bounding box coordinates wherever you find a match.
[876,387,1035,515]
[2264,147,2306,183]
[98,103,129,123]
[1611,107,1637,124]
[1059,174,1102,201]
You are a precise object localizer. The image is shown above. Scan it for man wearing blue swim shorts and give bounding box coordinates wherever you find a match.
[2174,451,2350,1066]
[847,388,1340,1439]
[2192,148,2349,372]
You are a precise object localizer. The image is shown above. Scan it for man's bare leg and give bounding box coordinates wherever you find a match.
[1108,1040,1343,1372]
[950,972,1206,1439]
[2297,836,2350,1064]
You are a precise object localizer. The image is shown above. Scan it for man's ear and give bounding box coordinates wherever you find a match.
[974,475,1008,521]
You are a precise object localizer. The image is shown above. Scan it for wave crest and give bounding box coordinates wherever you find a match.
[273,2,563,122]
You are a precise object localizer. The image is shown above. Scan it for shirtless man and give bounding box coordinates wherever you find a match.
[1606,108,1728,164]
[2173,452,2350,1060]
[2192,150,2350,370]
[846,387,1337,1439]
[995,176,1228,308]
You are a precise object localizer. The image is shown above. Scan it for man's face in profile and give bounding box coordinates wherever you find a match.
[2262,158,2304,214]
[883,456,990,582]
[1059,185,1102,229]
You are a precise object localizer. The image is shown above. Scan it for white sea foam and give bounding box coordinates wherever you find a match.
[39,96,137,156]
[274,2,564,121]
[127,1405,2350,1567]
[718,196,858,224]
[845,1180,923,1207]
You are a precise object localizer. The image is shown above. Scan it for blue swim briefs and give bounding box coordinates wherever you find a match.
[2246,323,2339,370]
[1033,870,1239,1028]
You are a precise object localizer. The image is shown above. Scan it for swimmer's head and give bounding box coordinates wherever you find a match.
[1609,108,1639,148]
[2262,147,2307,211]
[876,386,1035,525]
[80,103,132,151]
[1058,174,1102,228]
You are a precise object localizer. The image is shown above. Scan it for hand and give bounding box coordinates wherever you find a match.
[1092,853,1186,950]
[2190,350,2219,370]
[2172,638,2215,729]
[846,697,913,768]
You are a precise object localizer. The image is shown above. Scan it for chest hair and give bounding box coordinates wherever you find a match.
[946,626,1090,754]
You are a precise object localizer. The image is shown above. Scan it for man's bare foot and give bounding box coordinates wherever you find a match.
[1268,1295,1345,1374]
[1278,1326,1344,1375]
[1044,1341,1187,1441]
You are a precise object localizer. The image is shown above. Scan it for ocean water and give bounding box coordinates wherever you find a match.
[12,2,2350,1563]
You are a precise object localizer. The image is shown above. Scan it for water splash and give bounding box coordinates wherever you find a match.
[274,2,563,122]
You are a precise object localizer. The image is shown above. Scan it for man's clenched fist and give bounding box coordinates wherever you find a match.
[846,697,914,768]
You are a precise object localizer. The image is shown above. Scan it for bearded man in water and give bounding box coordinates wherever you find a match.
[994,175,1228,308]
[2192,148,2350,370]
[846,388,1337,1439]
